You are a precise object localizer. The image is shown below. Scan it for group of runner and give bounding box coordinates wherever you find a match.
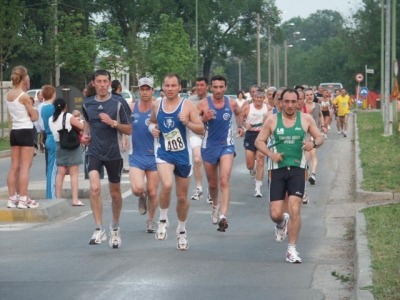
[83,71,352,263]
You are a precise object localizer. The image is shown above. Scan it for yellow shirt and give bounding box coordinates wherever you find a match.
[333,95,352,116]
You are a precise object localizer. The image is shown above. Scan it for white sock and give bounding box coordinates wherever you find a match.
[288,244,296,251]
[159,208,168,221]
[219,214,226,220]
[177,221,186,233]
[196,186,202,192]
[255,180,262,187]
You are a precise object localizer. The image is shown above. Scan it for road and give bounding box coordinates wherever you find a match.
[0,118,356,300]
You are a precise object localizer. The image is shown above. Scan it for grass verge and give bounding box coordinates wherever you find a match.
[357,111,400,299]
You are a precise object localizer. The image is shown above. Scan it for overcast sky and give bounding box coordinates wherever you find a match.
[275,0,363,22]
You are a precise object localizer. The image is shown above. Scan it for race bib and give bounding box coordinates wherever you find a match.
[163,128,185,152]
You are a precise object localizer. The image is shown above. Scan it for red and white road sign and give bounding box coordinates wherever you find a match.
[355,73,364,83]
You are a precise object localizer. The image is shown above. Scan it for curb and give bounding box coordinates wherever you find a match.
[0,199,70,222]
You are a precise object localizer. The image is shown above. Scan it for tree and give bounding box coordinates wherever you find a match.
[149,14,197,86]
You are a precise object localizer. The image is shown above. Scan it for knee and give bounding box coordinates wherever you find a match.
[132,186,144,197]
[219,177,230,189]
[147,188,157,199]
[161,182,173,194]
[194,156,202,165]
[208,180,218,190]
[90,184,101,197]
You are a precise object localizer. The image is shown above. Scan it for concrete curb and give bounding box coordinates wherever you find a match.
[354,210,374,300]
[0,199,70,222]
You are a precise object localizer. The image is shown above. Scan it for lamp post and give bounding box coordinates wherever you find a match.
[257,13,261,86]
[284,37,305,86]
[228,56,242,91]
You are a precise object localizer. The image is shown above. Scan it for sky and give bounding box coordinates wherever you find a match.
[275,0,363,22]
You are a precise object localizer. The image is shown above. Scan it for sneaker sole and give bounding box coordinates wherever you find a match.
[308,178,315,185]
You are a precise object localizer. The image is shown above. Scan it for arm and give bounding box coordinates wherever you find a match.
[230,99,245,137]
[21,95,38,121]
[81,119,90,145]
[70,116,84,131]
[179,101,205,135]
[302,114,324,151]
[254,115,282,162]
[319,109,327,134]
[149,100,160,138]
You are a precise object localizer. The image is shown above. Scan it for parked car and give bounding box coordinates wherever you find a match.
[226,94,238,99]
[26,89,42,102]
[319,83,343,92]
[120,89,134,103]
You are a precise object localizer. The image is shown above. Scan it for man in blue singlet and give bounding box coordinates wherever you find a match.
[128,77,159,233]
[81,69,132,249]
[196,75,245,232]
[255,88,324,263]
[148,73,204,250]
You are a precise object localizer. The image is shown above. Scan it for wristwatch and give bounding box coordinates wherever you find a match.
[111,120,118,128]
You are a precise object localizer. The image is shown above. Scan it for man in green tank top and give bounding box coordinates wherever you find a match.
[255,88,324,263]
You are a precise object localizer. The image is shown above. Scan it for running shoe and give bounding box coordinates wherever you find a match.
[17,197,39,209]
[217,217,229,232]
[138,191,147,215]
[155,220,169,240]
[302,191,309,204]
[176,231,189,250]
[7,197,19,208]
[338,131,341,135]
[211,205,219,225]
[254,188,263,198]
[146,220,155,233]
[109,227,121,249]
[343,132,347,137]
[308,173,316,185]
[275,213,289,242]
[206,193,213,204]
[286,248,302,263]
[190,188,203,201]
[89,228,107,245]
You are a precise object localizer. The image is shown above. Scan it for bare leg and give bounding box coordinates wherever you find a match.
[56,166,67,199]
[69,165,80,204]
[88,171,102,227]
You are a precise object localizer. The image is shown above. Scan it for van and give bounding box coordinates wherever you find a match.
[319,83,343,92]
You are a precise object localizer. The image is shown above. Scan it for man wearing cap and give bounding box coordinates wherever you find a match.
[148,73,205,250]
[242,87,268,197]
[128,77,159,233]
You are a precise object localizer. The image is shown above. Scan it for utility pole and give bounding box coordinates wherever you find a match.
[257,13,261,86]
[195,0,199,76]
[384,0,392,135]
[268,25,271,87]
[54,0,60,87]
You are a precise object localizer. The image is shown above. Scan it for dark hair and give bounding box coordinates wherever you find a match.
[211,75,227,86]
[294,85,304,91]
[85,83,96,98]
[164,73,181,85]
[52,98,66,122]
[237,91,244,98]
[111,80,121,94]
[280,88,299,101]
[92,69,111,81]
[195,77,208,85]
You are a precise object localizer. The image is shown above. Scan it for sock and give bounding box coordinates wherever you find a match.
[96,225,103,231]
[196,186,202,192]
[219,214,226,220]
[177,221,186,233]
[212,204,220,209]
[277,217,286,229]
[112,222,119,230]
[159,208,168,221]
[255,180,262,188]
[19,196,27,201]
[288,244,296,251]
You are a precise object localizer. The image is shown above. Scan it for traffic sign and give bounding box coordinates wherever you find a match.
[355,73,364,82]
[360,87,369,96]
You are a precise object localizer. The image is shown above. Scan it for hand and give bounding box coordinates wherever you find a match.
[81,134,90,145]
[202,109,215,122]
[98,113,113,126]
[271,152,284,162]
[151,126,160,138]
[321,126,327,134]
[302,141,314,151]
[236,127,245,137]
[178,112,189,126]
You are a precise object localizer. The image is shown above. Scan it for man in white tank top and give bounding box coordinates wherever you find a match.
[242,88,268,197]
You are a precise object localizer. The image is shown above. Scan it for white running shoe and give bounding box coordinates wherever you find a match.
[302,191,309,204]
[146,220,155,233]
[109,227,121,249]
[254,188,262,198]
[155,220,169,240]
[176,231,189,250]
[275,213,289,242]
[286,248,302,263]
[206,193,213,204]
[308,173,316,185]
[249,168,256,179]
[338,131,341,135]
[7,197,19,208]
[17,197,39,209]
[190,188,203,201]
[89,228,107,245]
[211,205,219,225]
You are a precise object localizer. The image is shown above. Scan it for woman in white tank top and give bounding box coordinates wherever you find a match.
[5,66,39,209]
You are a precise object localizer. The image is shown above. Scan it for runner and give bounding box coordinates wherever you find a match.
[255,88,324,263]
[128,77,159,233]
[242,88,268,197]
[149,73,204,250]
[333,88,352,137]
[82,69,132,249]
[197,75,245,232]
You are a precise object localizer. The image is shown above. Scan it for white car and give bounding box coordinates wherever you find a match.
[26,89,42,102]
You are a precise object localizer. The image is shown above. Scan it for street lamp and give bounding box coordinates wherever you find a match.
[284,38,305,86]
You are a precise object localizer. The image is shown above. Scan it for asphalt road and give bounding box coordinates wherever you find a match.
[0,120,356,300]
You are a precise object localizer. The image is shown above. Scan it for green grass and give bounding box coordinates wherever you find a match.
[0,138,10,151]
[357,111,400,192]
[357,111,400,299]
[362,204,400,300]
